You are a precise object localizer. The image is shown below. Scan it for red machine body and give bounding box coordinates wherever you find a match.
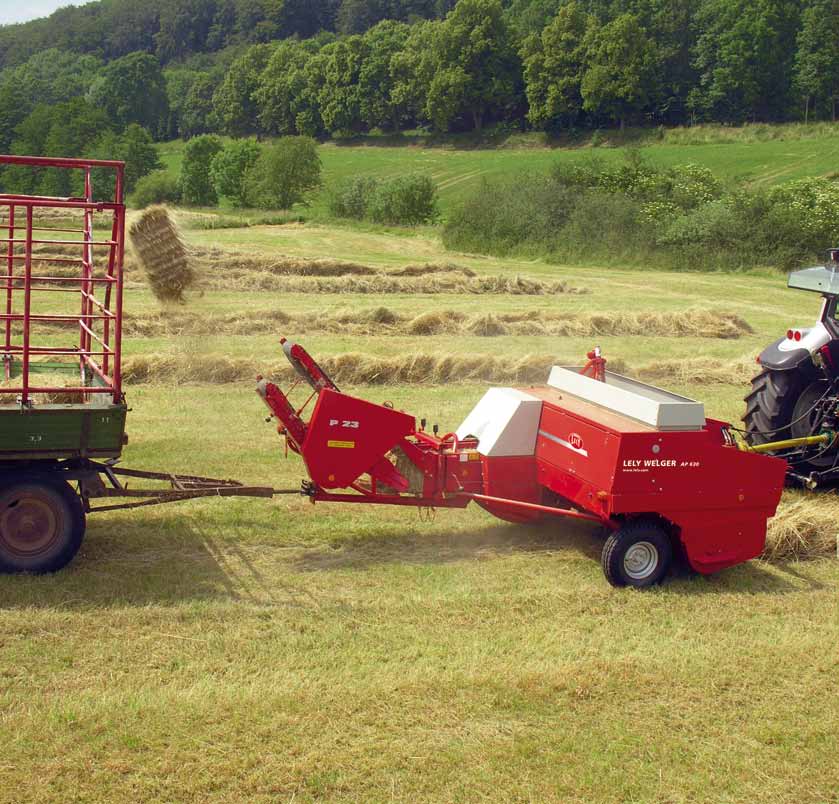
[527,387,787,573]
[258,340,788,582]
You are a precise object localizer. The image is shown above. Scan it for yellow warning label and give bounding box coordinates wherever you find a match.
[327,440,356,449]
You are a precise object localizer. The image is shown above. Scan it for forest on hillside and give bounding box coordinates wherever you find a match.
[1,0,838,154]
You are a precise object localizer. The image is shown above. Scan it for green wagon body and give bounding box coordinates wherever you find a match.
[0,360,127,461]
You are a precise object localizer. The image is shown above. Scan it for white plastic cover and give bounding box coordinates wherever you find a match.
[456,388,543,456]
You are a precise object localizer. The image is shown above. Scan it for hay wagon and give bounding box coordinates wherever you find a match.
[0,155,275,573]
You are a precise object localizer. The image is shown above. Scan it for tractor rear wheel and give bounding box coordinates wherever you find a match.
[743,367,813,445]
[601,520,672,588]
[0,480,85,574]
[743,366,837,471]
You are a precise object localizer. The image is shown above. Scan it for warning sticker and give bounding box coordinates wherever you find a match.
[327,440,356,449]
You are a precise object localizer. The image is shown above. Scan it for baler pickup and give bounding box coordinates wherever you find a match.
[258,339,789,588]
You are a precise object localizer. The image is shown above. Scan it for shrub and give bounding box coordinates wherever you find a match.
[179,135,223,206]
[367,175,439,225]
[244,136,321,210]
[131,171,181,208]
[210,139,261,207]
[443,174,578,255]
[329,174,439,226]
[329,176,380,219]
[445,152,839,272]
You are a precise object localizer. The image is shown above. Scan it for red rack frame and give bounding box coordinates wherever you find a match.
[0,154,125,404]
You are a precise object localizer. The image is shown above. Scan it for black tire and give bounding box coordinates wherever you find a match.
[601,520,672,588]
[742,366,813,445]
[0,480,86,574]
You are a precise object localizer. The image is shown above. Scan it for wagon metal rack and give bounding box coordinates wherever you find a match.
[0,155,288,574]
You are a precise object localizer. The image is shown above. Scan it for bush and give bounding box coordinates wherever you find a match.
[180,135,223,206]
[444,152,839,272]
[210,139,261,207]
[443,174,578,255]
[367,175,439,225]
[244,136,321,210]
[131,171,181,208]
[330,174,439,226]
[329,176,380,219]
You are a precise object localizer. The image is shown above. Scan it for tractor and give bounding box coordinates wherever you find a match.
[744,248,839,487]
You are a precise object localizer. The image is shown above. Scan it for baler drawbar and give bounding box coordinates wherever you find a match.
[258,339,793,588]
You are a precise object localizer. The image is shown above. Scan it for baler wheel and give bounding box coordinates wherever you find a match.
[0,480,86,574]
[601,520,672,588]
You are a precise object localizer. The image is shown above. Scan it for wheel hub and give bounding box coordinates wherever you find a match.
[0,494,59,557]
[791,379,836,467]
[623,541,658,580]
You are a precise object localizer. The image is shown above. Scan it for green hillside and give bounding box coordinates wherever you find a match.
[156,126,839,217]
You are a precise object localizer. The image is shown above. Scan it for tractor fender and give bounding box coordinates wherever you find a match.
[758,325,829,370]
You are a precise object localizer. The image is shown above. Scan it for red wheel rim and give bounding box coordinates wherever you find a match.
[0,489,62,558]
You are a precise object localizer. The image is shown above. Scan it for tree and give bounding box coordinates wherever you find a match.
[213,44,273,137]
[256,38,327,136]
[389,20,439,128]
[317,37,368,135]
[89,52,169,138]
[522,2,592,130]
[38,99,112,196]
[795,0,839,122]
[581,14,658,129]
[89,124,161,198]
[690,0,802,123]
[182,74,221,137]
[9,49,102,106]
[424,0,521,131]
[180,134,224,205]
[154,0,218,62]
[358,20,410,130]
[211,139,261,205]
[0,82,32,152]
[244,136,321,209]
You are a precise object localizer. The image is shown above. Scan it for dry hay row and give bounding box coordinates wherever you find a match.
[188,247,478,279]
[763,492,839,561]
[197,271,581,296]
[122,309,752,340]
[121,352,763,388]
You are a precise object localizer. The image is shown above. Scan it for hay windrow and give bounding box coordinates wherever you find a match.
[122,309,751,340]
[129,206,194,303]
[764,492,839,561]
[122,352,629,386]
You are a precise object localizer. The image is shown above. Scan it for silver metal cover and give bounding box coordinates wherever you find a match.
[788,266,839,295]
[547,367,706,431]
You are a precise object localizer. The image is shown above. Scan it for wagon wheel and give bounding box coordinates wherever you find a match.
[0,481,86,574]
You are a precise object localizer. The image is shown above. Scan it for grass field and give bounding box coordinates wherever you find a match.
[3,214,839,803]
[156,123,839,219]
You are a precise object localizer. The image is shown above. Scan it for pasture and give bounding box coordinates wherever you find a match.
[2,212,839,803]
[155,123,839,219]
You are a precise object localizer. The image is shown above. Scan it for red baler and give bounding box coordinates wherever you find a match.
[258,339,788,587]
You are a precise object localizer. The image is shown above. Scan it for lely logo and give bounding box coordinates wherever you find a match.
[569,433,584,451]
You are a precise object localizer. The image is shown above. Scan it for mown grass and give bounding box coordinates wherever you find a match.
[2,221,839,803]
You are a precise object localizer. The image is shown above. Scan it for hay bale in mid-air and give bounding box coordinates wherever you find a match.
[129,206,195,304]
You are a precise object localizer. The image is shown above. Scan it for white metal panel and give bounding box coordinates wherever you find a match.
[547,366,705,430]
[456,388,543,456]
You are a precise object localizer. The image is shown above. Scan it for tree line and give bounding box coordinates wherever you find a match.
[0,0,837,163]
